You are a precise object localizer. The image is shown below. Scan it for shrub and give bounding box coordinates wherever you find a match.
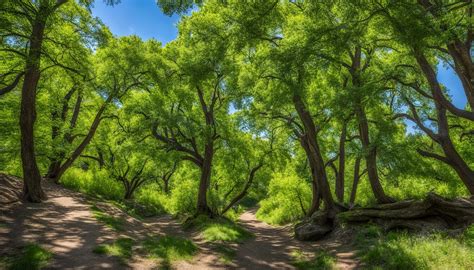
[256,171,311,225]
[61,168,123,201]
[355,226,474,270]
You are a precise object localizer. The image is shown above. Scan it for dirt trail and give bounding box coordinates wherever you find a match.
[0,182,358,269]
[234,209,359,270]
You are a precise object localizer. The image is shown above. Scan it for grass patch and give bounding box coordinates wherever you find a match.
[142,235,197,268]
[291,249,336,270]
[355,225,474,270]
[1,243,52,270]
[93,238,134,264]
[185,215,253,243]
[91,205,125,231]
[213,243,236,264]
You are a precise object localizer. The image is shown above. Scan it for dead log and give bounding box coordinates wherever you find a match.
[295,193,474,241]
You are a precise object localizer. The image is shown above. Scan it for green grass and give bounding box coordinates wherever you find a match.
[185,215,253,243]
[355,225,474,270]
[142,235,197,268]
[93,238,134,264]
[290,249,336,270]
[1,244,52,270]
[213,243,236,264]
[91,205,126,231]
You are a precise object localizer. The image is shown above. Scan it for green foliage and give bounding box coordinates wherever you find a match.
[291,250,336,270]
[355,226,474,270]
[167,177,198,215]
[256,170,311,225]
[1,244,52,270]
[185,215,253,243]
[93,238,134,264]
[142,236,197,266]
[91,205,126,231]
[62,168,124,201]
[134,186,168,216]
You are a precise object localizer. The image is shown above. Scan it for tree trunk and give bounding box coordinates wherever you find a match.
[293,93,335,216]
[52,98,111,183]
[349,156,362,206]
[20,12,47,202]
[356,105,394,203]
[336,121,347,203]
[415,53,474,194]
[221,163,263,215]
[300,135,321,216]
[196,143,213,216]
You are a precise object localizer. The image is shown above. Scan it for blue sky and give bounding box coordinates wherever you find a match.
[92,0,467,109]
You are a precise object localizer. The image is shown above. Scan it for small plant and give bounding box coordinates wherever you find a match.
[91,205,126,231]
[185,215,253,243]
[1,243,52,270]
[291,249,336,270]
[93,238,134,264]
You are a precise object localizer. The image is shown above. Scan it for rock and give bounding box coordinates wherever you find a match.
[294,221,332,241]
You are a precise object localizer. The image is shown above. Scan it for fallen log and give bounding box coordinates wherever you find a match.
[295,193,474,241]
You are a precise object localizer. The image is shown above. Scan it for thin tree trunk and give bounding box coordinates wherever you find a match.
[336,121,347,203]
[53,98,111,183]
[349,156,362,206]
[221,163,263,215]
[349,46,393,204]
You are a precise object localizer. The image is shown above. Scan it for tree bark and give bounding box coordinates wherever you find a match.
[52,98,111,183]
[336,121,347,203]
[20,8,48,202]
[293,93,335,216]
[196,142,213,215]
[415,52,474,194]
[349,46,393,204]
[300,135,321,216]
[221,163,263,215]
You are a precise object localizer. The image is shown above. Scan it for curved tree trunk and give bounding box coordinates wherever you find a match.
[293,93,335,216]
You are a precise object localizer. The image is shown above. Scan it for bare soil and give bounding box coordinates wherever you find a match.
[0,180,359,269]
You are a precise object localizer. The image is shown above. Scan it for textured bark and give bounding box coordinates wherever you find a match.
[300,135,321,216]
[197,143,213,215]
[349,156,364,206]
[415,52,474,194]
[20,8,48,202]
[340,193,474,231]
[349,46,393,203]
[293,93,335,215]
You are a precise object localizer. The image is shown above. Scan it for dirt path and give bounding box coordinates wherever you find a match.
[234,209,359,270]
[0,182,121,269]
[0,181,358,269]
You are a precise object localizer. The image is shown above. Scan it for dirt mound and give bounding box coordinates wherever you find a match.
[0,173,22,204]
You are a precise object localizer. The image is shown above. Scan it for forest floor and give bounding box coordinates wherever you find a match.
[0,180,359,269]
